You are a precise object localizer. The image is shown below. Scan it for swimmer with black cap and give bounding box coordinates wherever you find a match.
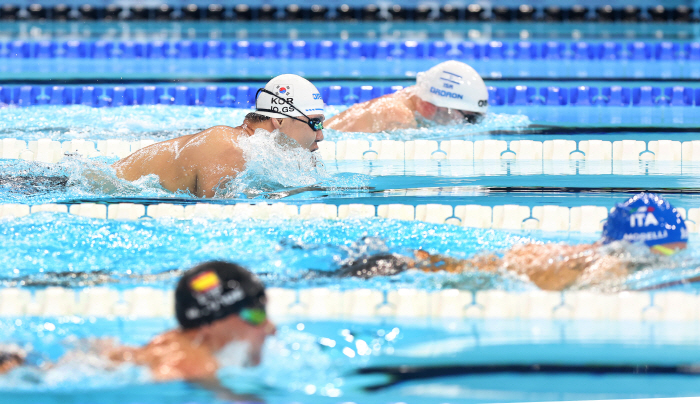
[108,261,275,381]
[307,193,688,290]
[325,60,488,133]
[112,74,325,197]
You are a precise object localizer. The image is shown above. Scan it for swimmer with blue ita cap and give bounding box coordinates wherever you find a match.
[112,74,325,197]
[325,60,488,133]
[305,193,688,291]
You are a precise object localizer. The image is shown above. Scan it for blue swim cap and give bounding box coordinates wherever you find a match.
[602,193,688,254]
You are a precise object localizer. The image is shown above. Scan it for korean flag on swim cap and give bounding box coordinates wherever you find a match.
[415,60,489,114]
[255,74,325,119]
[602,193,688,255]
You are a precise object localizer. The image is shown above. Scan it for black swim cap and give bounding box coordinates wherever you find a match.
[175,261,266,330]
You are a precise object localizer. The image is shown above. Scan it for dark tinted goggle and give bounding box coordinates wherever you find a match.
[255,88,324,132]
[458,110,485,124]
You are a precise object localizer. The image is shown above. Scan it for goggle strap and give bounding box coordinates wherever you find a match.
[255,88,315,123]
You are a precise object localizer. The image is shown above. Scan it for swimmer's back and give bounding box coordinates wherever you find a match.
[325,89,417,133]
[113,125,246,197]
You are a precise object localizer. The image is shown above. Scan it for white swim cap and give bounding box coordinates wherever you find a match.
[255,74,325,119]
[415,61,488,114]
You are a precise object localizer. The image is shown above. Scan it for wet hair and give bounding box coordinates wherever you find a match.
[244,113,271,123]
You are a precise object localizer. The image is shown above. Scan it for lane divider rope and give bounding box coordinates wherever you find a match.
[0,286,696,322]
[2,138,700,163]
[3,202,699,233]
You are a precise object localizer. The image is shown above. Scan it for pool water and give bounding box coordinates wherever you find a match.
[4,12,700,404]
[3,317,700,404]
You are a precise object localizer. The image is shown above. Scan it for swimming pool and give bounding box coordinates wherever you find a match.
[3,6,700,403]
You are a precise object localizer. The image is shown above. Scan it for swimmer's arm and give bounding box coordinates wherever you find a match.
[413,250,502,273]
[192,136,246,198]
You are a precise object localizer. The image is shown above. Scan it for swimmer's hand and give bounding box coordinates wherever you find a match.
[194,378,265,403]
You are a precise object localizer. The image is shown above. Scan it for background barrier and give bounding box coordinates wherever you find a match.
[3,84,700,107]
[3,40,700,61]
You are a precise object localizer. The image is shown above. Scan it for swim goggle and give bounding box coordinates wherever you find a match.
[255,88,324,132]
[457,110,485,125]
[240,307,267,327]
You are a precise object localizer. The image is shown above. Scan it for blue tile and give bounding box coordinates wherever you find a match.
[234,41,253,58]
[232,86,255,108]
[665,86,692,106]
[288,40,310,59]
[63,41,86,58]
[457,42,481,59]
[91,41,112,59]
[146,41,168,58]
[598,42,620,60]
[429,41,450,58]
[514,42,536,59]
[315,40,337,58]
[570,86,597,106]
[632,86,660,105]
[540,86,567,105]
[687,43,700,60]
[571,42,593,60]
[169,86,196,105]
[203,40,224,58]
[34,41,56,58]
[487,86,506,106]
[353,85,382,103]
[401,41,425,59]
[627,42,651,60]
[602,86,631,106]
[507,85,536,105]
[484,41,505,59]
[8,41,29,58]
[46,86,72,105]
[383,85,404,95]
[259,41,279,58]
[655,42,675,60]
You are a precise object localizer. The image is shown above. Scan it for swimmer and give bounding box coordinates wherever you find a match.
[304,193,688,291]
[325,60,488,133]
[0,347,24,374]
[108,261,275,381]
[112,74,325,197]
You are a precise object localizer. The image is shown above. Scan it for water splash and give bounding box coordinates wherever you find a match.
[214,129,369,199]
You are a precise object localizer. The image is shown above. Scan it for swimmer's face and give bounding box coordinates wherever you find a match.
[428,106,484,126]
[279,114,325,152]
[416,98,484,125]
[214,313,276,367]
[650,241,687,256]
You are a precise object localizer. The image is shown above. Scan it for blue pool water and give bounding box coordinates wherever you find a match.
[4,13,700,404]
[4,317,700,403]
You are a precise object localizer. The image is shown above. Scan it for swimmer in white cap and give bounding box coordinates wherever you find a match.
[325,60,488,133]
[112,74,325,197]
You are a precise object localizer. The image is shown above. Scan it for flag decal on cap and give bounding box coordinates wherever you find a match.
[190,271,220,293]
[276,85,292,97]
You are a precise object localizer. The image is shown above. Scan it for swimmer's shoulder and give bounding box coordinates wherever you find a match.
[182,125,246,156]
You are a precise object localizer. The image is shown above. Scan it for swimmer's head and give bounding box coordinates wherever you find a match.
[255,74,325,120]
[175,261,274,366]
[414,60,488,124]
[255,74,325,151]
[602,193,688,255]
